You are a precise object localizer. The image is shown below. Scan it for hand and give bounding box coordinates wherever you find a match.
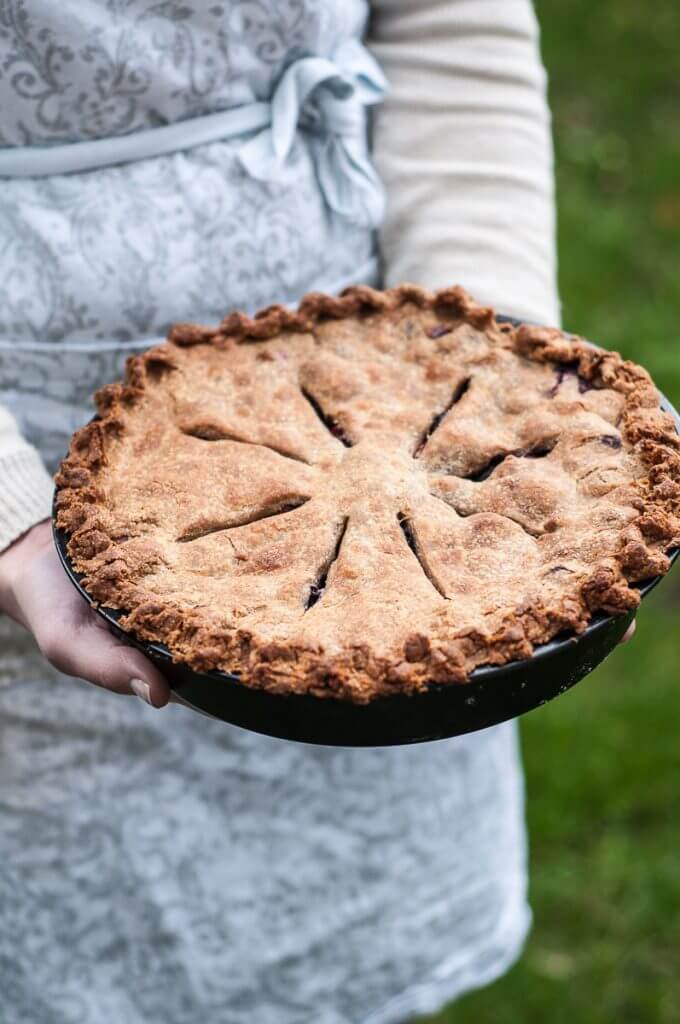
[0,520,171,708]
[620,620,636,644]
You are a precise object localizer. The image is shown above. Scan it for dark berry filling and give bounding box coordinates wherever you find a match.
[547,363,595,398]
[397,513,447,599]
[426,323,453,339]
[301,388,352,447]
[465,438,556,482]
[305,518,349,611]
[413,378,471,457]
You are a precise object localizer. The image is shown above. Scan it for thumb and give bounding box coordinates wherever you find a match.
[45,614,172,708]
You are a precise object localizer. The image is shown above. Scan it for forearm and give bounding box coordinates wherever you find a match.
[369,0,560,326]
[0,518,50,623]
[0,406,54,553]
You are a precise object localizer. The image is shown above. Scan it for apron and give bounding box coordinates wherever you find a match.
[0,4,530,1021]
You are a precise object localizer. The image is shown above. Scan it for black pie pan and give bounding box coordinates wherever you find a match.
[52,345,680,747]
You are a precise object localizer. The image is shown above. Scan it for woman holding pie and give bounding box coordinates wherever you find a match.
[0,2,568,1021]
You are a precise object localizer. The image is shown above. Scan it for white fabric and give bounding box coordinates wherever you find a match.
[0,1,375,346]
[371,0,560,327]
[0,407,54,549]
[238,38,388,227]
[0,1,558,1020]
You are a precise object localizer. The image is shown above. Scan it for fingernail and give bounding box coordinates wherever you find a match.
[130,678,154,707]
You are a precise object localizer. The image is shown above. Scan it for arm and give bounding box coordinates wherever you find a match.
[0,405,171,707]
[368,0,560,326]
[0,405,54,551]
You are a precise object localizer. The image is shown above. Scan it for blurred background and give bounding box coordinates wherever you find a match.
[421,2,680,1022]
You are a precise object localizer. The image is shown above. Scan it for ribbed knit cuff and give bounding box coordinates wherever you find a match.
[0,447,54,552]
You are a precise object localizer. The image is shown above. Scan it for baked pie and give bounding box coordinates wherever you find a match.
[55,286,680,703]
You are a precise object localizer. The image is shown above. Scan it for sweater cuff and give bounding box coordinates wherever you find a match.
[0,448,54,552]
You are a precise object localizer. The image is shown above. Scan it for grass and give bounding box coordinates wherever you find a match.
[419,3,680,1022]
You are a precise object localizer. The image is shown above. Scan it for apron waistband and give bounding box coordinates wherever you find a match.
[0,103,271,178]
[0,41,387,229]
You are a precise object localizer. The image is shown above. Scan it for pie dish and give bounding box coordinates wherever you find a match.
[55,285,680,708]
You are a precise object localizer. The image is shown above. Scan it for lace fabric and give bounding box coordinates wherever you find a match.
[0,627,529,1024]
[0,2,529,1020]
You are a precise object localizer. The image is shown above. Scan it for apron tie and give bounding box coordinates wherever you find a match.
[238,39,387,228]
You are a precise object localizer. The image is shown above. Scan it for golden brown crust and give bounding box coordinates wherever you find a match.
[55,284,680,702]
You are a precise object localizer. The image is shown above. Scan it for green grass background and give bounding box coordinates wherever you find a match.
[420,3,680,1022]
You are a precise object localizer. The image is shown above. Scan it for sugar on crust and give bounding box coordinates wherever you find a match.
[55,285,680,703]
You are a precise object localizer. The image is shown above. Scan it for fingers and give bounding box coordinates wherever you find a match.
[10,536,171,707]
[619,620,636,645]
[38,614,172,708]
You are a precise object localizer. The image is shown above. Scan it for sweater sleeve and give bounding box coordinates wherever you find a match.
[368,0,560,327]
[0,406,54,552]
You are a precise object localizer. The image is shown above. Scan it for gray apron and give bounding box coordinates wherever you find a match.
[0,4,529,1021]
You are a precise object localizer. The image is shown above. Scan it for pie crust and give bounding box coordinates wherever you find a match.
[55,285,680,703]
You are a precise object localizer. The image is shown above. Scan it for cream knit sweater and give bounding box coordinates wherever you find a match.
[0,406,54,551]
[0,0,557,554]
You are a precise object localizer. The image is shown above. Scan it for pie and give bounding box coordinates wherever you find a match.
[55,285,680,703]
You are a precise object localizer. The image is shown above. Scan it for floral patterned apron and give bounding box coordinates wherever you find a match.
[0,4,529,1021]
